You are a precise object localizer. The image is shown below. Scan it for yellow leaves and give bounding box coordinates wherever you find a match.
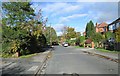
[33,30,42,39]
[10,40,20,53]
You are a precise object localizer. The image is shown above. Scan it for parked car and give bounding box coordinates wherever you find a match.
[63,43,68,47]
[52,42,59,45]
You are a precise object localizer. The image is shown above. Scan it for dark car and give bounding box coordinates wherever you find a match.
[52,42,59,45]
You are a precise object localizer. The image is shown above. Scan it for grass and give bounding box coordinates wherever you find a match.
[19,53,38,58]
[74,46,84,48]
[0,54,2,57]
[96,48,119,54]
[74,45,119,54]
[1,53,38,58]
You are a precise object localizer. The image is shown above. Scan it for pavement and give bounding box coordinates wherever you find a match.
[72,46,119,63]
[0,47,52,75]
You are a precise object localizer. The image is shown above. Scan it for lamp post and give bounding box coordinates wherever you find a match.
[50,23,52,45]
[49,23,51,46]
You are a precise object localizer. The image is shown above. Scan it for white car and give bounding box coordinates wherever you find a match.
[63,43,68,47]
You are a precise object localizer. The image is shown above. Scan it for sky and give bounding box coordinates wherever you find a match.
[2,0,119,36]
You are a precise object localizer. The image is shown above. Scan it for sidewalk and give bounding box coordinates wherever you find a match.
[21,50,51,74]
[74,46,119,63]
[1,48,52,75]
[80,48,118,59]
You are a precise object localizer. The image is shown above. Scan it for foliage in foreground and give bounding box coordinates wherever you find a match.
[2,2,48,57]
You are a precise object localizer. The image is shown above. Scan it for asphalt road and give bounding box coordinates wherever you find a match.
[1,50,50,75]
[45,46,118,74]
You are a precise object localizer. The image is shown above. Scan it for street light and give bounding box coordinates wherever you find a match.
[49,23,51,46]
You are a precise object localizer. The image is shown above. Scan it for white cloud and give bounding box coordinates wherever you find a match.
[77,0,119,2]
[96,12,118,23]
[86,2,118,23]
[63,5,80,12]
[57,31,62,36]
[59,13,88,23]
[31,2,118,35]
[34,0,119,2]
[52,24,84,36]
[43,3,66,13]
[52,23,65,32]
[42,3,82,16]
[51,23,66,36]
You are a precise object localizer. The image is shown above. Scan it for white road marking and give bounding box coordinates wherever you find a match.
[27,66,38,71]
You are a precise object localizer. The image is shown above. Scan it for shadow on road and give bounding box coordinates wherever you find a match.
[2,65,25,76]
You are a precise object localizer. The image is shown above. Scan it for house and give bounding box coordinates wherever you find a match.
[108,18,120,51]
[84,38,95,48]
[108,18,120,33]
[95,22,108,34]
[83,32,86,36]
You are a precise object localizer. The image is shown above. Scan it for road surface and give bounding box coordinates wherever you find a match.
[45,46,118,74]
[1,46,118,75]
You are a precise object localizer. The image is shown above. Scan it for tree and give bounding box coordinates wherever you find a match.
[105,31,115,40]
[85,20,95,39]
[2,2,47,57]
[66,27,77,40]
[44,26,58,44]
[75,32,81,45]
[60,26,81,45]
[92,32,104,47]
[2,2,35,26]
[92,33,103,43]
[80,36,85,43]
[50,27,58,43]
[115,27,120,42]
[61,26,67,41]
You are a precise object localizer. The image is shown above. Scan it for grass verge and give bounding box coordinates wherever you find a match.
[20,53,38,58]
[96,48,119,54]
[74,46,84,48]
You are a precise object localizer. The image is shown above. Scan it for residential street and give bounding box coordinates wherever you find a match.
[45,46,118,74]
[1,1,120,76]
[0,46,119,76]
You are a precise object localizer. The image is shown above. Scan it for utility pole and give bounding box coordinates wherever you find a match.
[49,23,51,46]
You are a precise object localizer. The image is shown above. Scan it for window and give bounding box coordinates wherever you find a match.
[104,26,106,32]
[116,22,120,28]
[112,24,116,30]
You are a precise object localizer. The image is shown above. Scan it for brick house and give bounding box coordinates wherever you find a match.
[83,32,86,36]
[95,22,108,34]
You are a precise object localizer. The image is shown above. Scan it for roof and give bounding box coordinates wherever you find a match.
[108,17,120,25]
[85,38,92,44]
[96,22,108,28]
